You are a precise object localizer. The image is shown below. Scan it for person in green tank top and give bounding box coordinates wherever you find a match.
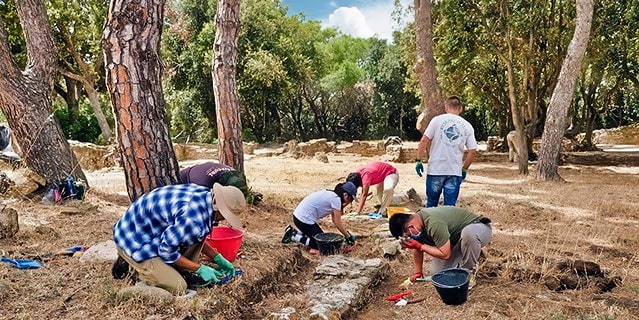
[389,206,492,288]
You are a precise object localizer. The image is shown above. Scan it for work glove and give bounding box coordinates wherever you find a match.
[345,233,357,246]
[213,253,236,277]
[415,160,424,177]
[401,238,423,251]
[461,168,467,181]
[410,272,424,283]
[195,264,222,282]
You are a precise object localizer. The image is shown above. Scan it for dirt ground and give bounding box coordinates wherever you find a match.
[1,151,639,320]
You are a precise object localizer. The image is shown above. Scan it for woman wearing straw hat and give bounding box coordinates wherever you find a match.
[281,182,358,254]
[112,183,247,295]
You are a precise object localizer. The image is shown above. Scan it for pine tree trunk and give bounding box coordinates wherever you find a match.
[212,0,244,172]
[0,0,87,185]
[102,0,180,201]
[537,0,593,180]
[414,0,444,132]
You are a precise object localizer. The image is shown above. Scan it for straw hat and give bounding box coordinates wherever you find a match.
[212,183,247,229]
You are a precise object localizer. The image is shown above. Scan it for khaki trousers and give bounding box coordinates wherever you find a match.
[116,242,203,295]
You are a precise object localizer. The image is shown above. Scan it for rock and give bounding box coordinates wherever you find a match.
[382,145,402,162]
[79,240,118,263]
[544,275,562,291]
[572,260,602,276]
[383,136,402,147]
[296,139,335,156]
[34,225,60,238]
[0,280,12,298]
[173,143,217,162]
[268,307,297,319]
[314,152,329,163]
[271,256,390,318]
[243,142,257,155]
[117,285,173,304]
[380,240,401,259]
[69,140,118,171]
[0,205,18,239]
[59,206,84,215]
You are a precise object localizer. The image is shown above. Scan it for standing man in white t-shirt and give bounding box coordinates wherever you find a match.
[415,96,477,207]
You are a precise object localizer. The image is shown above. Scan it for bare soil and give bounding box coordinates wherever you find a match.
[1,152,639,320]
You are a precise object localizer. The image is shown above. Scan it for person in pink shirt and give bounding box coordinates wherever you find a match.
[346,161,399,216]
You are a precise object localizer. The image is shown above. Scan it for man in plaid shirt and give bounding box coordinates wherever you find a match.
[113,182,246,295]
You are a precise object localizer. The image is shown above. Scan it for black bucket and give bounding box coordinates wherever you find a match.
[313,232,344,255]
[431,268,471,305]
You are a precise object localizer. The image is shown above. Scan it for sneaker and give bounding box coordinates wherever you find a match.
[468,271,476,290]
[179,270,213,289]
[281,225,296,244]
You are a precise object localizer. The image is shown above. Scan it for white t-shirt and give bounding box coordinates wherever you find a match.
[293,190,342,225]
[424,113,477,176]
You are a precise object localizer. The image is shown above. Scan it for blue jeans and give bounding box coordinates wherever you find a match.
[425,175,462,207]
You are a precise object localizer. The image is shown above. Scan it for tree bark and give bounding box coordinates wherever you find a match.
[212,0,244,172]
[537,0,593,180]
[102,0,180,201]
[497,0,529,175]
[414,0,444,133]
[0,0,87,185]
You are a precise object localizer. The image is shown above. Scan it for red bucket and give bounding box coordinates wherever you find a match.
[205,226,244,262]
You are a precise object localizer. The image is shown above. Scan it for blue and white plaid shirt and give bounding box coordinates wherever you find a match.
[113,184,214,263]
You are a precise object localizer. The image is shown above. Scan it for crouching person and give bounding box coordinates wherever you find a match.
[281,182,358,254]
[112,183,246,295]
[388,206,492,289]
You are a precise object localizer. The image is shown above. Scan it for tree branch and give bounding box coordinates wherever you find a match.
[0,19,21,83]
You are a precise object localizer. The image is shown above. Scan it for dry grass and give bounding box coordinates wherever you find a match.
[1,154,639,319]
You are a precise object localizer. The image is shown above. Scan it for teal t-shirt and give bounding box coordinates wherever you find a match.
[417,206,481,248]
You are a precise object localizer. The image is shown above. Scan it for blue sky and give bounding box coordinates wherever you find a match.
[281,0,412,42]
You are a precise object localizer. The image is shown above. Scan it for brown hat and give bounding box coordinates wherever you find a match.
[213,183,247,230]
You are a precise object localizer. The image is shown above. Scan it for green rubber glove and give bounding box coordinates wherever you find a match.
[195,264,221,282]
[213,253,235,277]
[415,160,424,177]
[461,168,467,180]
[345,233,357,246]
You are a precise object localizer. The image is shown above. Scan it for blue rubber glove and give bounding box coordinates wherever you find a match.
[345,233,357,246]
[415,160,424,177]
[461,168,467,180]
[195,264,221,282]
[213,253,236,277]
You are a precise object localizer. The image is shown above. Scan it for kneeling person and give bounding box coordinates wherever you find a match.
[389,206,492,287]
[281,182,358,254]
[113,183,246,295]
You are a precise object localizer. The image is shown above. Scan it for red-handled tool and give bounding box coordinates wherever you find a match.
[384,291,413,302]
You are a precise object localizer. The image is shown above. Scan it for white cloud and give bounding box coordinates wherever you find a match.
[329,1,338,8]
[325,7,375,39]
[321,0,412,42]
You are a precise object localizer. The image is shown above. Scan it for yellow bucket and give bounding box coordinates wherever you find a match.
[386,206,412,218]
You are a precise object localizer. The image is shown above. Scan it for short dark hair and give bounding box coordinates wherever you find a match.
[445,95,463,109]
[346,172,362,188]
[389,213,412,239]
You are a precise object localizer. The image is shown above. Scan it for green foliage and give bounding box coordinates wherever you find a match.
[52,97,101,142]
[363,38,421,140]
[0,0,26,68]
[165,89,214,142]
[162,0,217,142]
